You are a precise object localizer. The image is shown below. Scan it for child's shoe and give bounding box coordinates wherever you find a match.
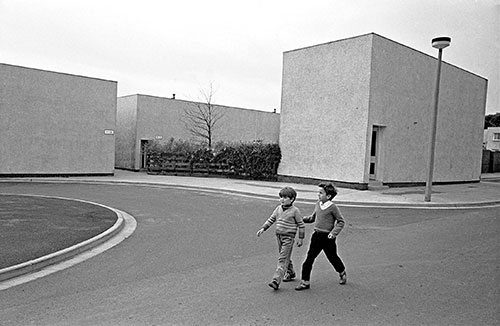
[283,271,296,282]
[294,280,310,291]
[268,280,279,290]
[339,270,347,285]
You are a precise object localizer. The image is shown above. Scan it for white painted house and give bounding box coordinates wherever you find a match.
[484,127,500,151]
[0,64,117,176]
[278,33,488,189]
[115,94,280,171]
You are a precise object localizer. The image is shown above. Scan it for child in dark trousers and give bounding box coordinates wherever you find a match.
[257,186,305,290]
[295,182,347,291]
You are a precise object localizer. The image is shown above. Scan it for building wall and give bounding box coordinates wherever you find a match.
[369,35,487,184]
[115,95,138,170]
[116,94,280,170]
[483,127,500,151]
[278,33,487,187]
[0,64,117,176]
[278,35,373,184]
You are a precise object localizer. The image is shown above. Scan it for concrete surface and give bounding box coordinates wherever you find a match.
[6,169,499,208]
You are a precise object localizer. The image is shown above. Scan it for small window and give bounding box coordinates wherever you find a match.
[494,133,500,141]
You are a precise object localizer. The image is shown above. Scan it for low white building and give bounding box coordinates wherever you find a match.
[115,94,280,171]
[278,33,488,189]
[0,64,117,176]
[483,127,500,151]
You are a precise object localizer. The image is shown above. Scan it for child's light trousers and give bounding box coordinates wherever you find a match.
[273,234,295,283]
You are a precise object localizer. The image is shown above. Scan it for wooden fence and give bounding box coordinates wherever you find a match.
[147,156,232,176]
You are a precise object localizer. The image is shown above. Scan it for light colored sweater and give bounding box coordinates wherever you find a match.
[303,201,345,237]
[262,205,305,239]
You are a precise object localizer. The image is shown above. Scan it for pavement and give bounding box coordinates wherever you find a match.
[1,170,499,285]
[7,169,500,208]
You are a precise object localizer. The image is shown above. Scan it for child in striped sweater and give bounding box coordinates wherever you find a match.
[257,186,305,290]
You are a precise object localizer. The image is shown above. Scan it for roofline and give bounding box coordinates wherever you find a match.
[0,62,118,84]
[283,32,488,81]
[283,32,376,54]
[117,94,279,114]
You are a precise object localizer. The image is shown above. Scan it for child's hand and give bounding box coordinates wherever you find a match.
[256,228,265,237]
[297,238,303,247]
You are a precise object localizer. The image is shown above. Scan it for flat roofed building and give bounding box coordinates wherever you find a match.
[278,33,487,189]
[0,63,117,176]
[484,127,500,151]
[116,94,280,171]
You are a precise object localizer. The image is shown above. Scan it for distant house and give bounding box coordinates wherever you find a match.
[0,63,117,176]
[483,127,500,151]
[115,94,280,171]
[278,33,488,189]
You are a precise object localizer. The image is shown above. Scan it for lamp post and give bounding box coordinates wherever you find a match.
[425,36,451,202]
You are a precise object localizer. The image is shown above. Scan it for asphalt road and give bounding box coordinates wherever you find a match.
[0,194,118,269]
[1,182,499,326]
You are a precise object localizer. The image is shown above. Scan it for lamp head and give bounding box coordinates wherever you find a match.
[432,36,451,49]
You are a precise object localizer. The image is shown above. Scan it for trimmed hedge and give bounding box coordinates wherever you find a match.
[146,139,281,180]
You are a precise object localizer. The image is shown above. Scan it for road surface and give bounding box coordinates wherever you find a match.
[1,182,498,326]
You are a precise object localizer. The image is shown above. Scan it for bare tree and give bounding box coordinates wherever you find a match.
[183,83,225,148]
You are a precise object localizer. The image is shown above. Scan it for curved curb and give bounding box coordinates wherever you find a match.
[331,199,500,209]
[1,178,500,209]
[56,180,500,209]
[0,195,126,283]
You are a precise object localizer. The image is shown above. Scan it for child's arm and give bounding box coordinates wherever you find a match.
[328,205,345,239]
[302,207,317,223]
[256,206,279,237]
[295,209,305,247]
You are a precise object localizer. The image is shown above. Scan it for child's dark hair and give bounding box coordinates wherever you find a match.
[318,182,338,199]
[279,186,297,201]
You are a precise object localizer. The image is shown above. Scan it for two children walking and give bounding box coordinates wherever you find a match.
[257,182,347,291]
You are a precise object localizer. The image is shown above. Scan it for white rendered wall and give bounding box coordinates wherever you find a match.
[484,127,500,151]
[278,35,373,184]
[116,95,280,170]
[279,33,487,186]
[115,95,138,170]
[0,64,117,175]
[369,35,487,183]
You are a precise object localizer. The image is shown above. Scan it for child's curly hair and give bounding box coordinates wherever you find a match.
[318,182,338,199]
[279,186,297,202]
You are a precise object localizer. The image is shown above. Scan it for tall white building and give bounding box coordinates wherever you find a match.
[278,33,488,189]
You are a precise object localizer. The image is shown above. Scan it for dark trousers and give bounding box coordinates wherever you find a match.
[301,231,345,281]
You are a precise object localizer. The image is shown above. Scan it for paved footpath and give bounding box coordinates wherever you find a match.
[1,170,499,283]
[7,169,500,207]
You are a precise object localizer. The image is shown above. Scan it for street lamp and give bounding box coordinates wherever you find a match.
[425,36,451,202]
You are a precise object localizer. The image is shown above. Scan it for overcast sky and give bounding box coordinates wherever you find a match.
[1,0,498,114]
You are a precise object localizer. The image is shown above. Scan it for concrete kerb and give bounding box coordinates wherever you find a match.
[2,178,499,209]
[331,199,500,209]
[0,195,126,283]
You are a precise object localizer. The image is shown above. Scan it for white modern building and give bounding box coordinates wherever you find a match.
[278,33,488,189]
[483,127,500,151]
[115,94,280,171]
[0,64,117,176]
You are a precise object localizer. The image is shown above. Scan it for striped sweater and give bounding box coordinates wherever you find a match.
[261,205,305,239]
